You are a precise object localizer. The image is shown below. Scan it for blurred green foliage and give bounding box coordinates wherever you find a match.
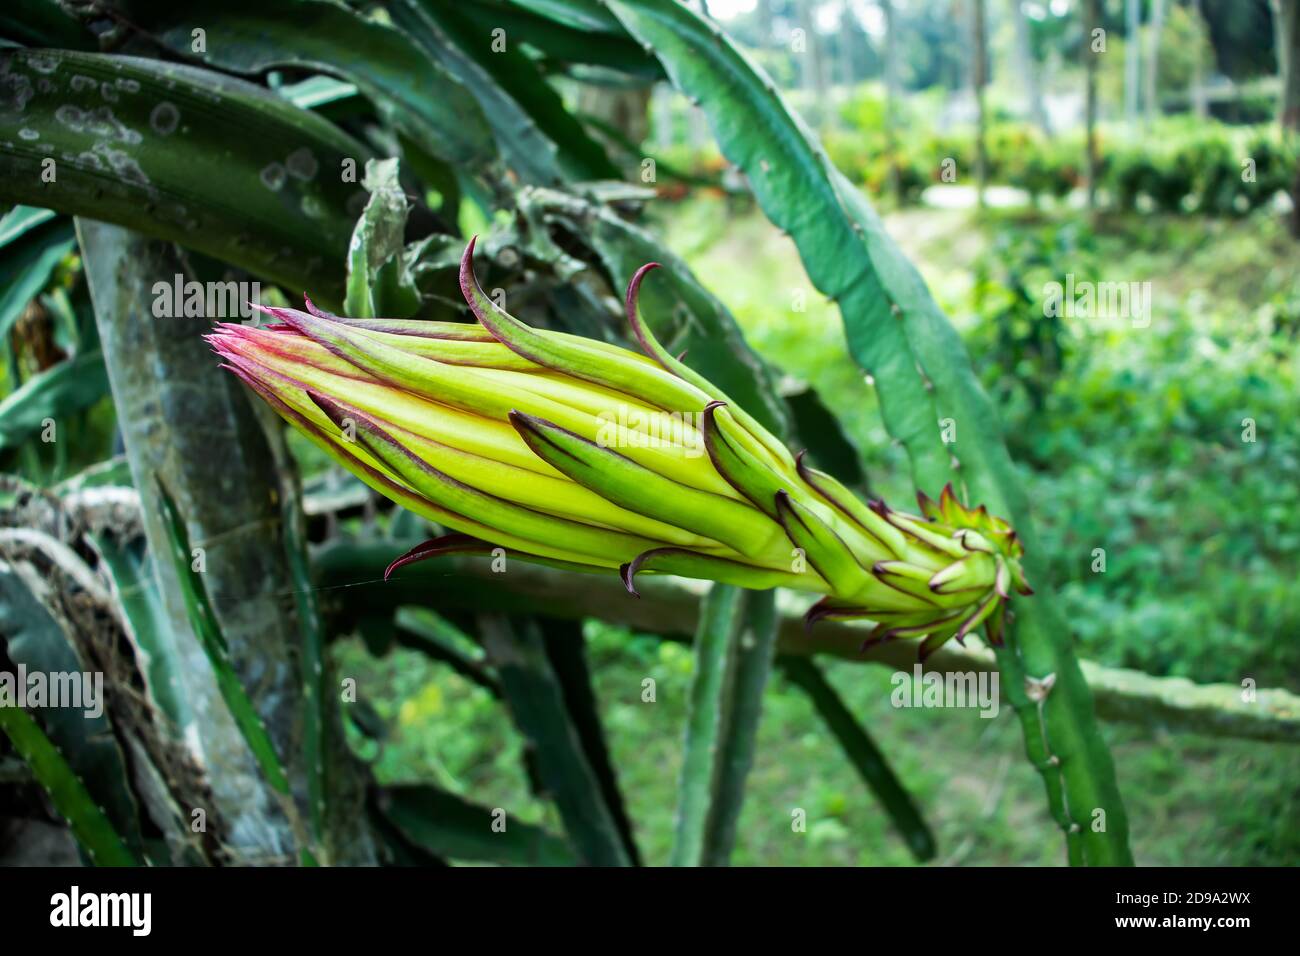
[662,86,1297,215]
[338,193,1299,866]
[661,196,1300,691]
[342,616,1299,866]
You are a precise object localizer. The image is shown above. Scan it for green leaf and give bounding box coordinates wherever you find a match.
[0,206,75,344]
[109,0,494,167]
[344,158,420,319]
[379,784,576,866]
[389,0,566,185]
[457,0,663,80]
[670,584,779,866]
[778,656,935,862]
[277,75,359,112]
[608,0,1133,866]
[0,0,96,49]
[267,427,331,858]
[699,587,777,865]
[0,703,137,866]
[0,562,145,857]
[414,1,621,180]
[509,0,627,33]
[478,613,631,866]
[394,606,501,697]
[670,582,744,866]
[0,350,108,451]
[87,531,191,729]
[0,48,367,303]
[537,617,641,864]
[153,478,291,796]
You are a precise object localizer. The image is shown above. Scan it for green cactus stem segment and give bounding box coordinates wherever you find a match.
[210,239,1032,659]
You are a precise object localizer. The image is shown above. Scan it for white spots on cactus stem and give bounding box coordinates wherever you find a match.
[150,101,180,136]
[54,104,142,145]
[91,142,153,192]
[2,71,35,112]
[70,150,105,172]
[27,53,59,75]
[18,128,39,141]
[70,74,98,93]
[118,78,141,94]
[260,161,288,191]
[100,81,119,103]
[286,147,319,181]
[300,194,327,220]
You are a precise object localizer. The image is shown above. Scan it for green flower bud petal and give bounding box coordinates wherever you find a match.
[312,394,660,565]
[510,411,787,562]
[773,490,872,599]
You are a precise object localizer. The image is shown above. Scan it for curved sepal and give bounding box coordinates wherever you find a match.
[460,236,707,412]
[386,534,495,579]
[385,533,601,580]
[625,262,796,470]
[795,451,907,555]
[509,410,782,559]
[701,400,789,519]
[619,546,812,597]
[773,490,870,598]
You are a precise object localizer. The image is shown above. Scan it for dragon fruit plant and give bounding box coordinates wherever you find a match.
[207,239,1031,660]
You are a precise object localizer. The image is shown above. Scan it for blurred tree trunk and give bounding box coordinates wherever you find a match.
[881,0,901,199]
[1124,0,1141,125]
[797,0,830,129]
[77,222,373,864]
[1084,0,1102,209]
[755,0,774,44]
[1191,0,1209,117]
[1144,0,1167,127]
[577,86,652,147]
[1009,0,1052,134]
[1275,0,1299,236]
[838,15,857,92]
[972,0,989,208]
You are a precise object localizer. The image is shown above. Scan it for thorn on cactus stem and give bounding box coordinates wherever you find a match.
[1025,673,1057,703]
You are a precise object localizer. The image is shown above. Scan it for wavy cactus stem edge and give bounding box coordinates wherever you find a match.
[207,238,1033,662]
